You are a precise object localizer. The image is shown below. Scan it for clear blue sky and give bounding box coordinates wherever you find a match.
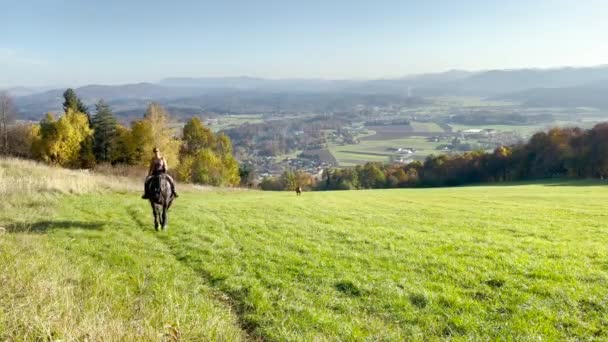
[1,0,607,87]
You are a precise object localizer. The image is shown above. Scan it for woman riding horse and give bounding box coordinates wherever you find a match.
[142,147,178,199]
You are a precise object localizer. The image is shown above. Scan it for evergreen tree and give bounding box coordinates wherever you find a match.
[79,135,96,168]
[63,88,89,114]
[63,88,90,123]
[92,99,118,162]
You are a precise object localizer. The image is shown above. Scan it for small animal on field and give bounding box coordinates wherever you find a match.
[295,186,302,196]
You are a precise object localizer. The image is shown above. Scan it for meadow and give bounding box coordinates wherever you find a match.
[329,137,444,166]
[1,158,607,340]
[328,121,448,166]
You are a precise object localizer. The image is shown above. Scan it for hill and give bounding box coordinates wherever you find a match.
[446,66,608,95]
[494,80,608,109]
[11,65,608,120]
[1,158,607,340]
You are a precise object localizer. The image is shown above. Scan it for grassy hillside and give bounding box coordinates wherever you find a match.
[1,158,607,340]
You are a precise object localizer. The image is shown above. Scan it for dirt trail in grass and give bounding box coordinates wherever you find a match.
[126,202,263,341]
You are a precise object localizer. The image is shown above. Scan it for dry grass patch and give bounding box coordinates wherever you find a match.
[0,157,139,198]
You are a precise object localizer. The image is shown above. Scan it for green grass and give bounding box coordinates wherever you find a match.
[2,159,608,340]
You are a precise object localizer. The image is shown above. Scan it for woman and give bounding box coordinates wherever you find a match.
[142,147,178,199]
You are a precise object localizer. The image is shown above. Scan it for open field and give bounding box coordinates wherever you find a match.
[448,119,608,138]
[208,114,265,131]
[409,121,445,133]
[363,122,446,141]
[329,137,445,166]
[1,159,608,340]
[429,96,518,108]
[328,122,450,166]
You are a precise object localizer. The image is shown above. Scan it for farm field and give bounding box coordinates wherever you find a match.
[328,121,449,166]
[1,158,607,340]
[207,114,265,131]
[448,119,608,138]
[329,137,445,166]
[409,121,445,132]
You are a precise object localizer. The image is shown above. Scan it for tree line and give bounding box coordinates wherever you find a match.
[4,89,608,190]
[263,124,608,191]
[0,89,240,186]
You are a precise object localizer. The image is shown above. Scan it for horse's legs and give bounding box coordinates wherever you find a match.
[161,206,168,230]
[151,203,159,231]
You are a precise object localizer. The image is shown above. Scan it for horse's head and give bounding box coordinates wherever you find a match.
[148,174,174,205]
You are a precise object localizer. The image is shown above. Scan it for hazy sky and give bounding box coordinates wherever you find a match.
[1,0,608,87]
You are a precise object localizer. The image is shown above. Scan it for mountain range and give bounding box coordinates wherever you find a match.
[5,65,608,121]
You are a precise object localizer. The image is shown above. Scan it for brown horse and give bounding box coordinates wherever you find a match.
[146,174,176,231]
[295,186,302,196]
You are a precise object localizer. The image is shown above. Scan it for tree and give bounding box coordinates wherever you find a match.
[129,119,155,165]
[280,170,298,191]
[191,149,224,186]
[63,88,89,121]
[143,103,179,166]
[491,146,512,181]
[31,110,93,167]
[587,123,608,178]
[221,154,241,186]
[79,134,96,169]
[0,92,16,154]
[111,125,136,165]
[181,117,215,155]
[239,164,256,187]
[92,100,119,162]
[6,123,37,158]
[175,154,195,182]
[360,163,386,189]
[178,116,240,186]
[260,176,284,191]
[215,133,233,156]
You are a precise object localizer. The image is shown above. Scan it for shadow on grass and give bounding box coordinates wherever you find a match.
[6,220,105,233]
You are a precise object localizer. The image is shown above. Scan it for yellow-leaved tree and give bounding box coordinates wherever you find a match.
[142,103,180,168]
[128,119,155,165]
[177,117,240,186]
[31,110,93,168]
